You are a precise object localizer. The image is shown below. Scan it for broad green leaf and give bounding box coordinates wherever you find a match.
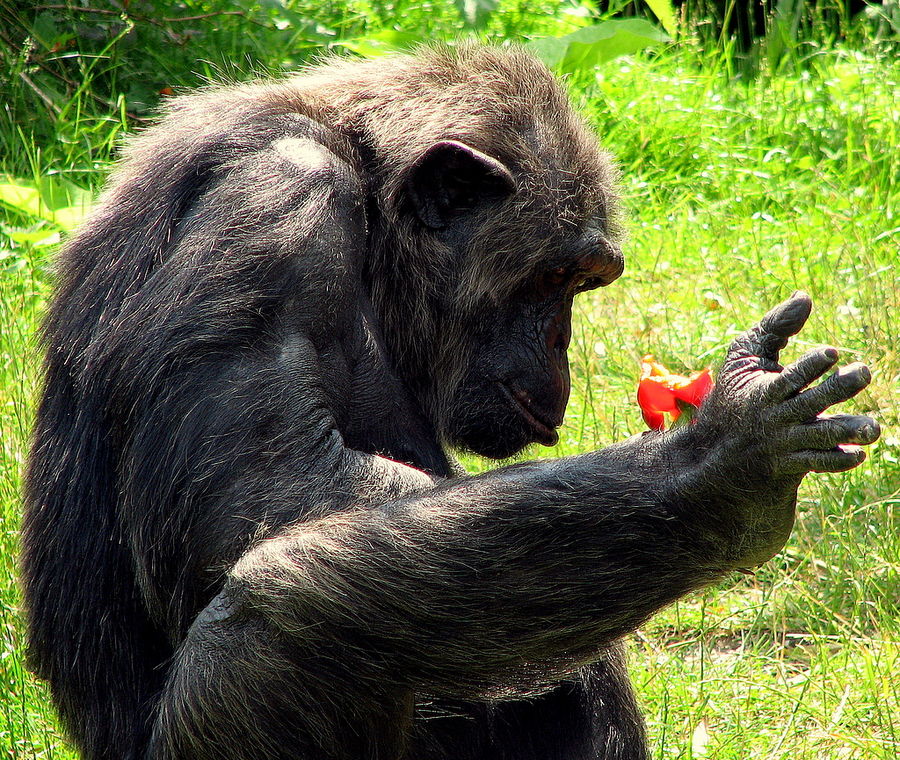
[1,226,60,247]
[333,31,423,58]
[38,177,93,213]
[32,11,60,49]
[527,20,668,75]
[0,177,92,230]
[0,183,43,218]
[51,206,89,231]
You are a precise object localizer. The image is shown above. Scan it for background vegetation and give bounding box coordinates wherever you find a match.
[1,0,897,757]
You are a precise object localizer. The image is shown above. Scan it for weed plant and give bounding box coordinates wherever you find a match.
[1,2,898,758]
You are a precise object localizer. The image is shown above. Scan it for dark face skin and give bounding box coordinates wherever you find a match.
[447,230,624,459]
[407,139,624,460]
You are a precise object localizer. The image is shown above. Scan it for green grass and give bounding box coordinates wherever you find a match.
[1,3,898,758]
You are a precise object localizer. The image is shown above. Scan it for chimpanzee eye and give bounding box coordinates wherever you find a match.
[544,267,568,287]
[530,266,574,301]
[528,266,571,302]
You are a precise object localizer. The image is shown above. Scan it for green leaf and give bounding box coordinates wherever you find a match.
[0,176,92,231]
[51,206,89,231]
[32,11,60,50]
[527,20,669,75]
[0,183,42,218]
[1,226,60,247]
[333,31,424,58]
[38,177,93,213]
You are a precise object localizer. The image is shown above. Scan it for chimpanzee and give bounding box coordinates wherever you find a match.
[21,44,879,760]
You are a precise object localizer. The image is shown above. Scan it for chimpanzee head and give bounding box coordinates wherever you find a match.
[347,45,624,458]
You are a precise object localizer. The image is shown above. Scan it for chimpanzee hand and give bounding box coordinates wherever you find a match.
[694,291,880,566]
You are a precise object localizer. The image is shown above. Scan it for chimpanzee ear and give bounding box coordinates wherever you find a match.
[406,140,516,229]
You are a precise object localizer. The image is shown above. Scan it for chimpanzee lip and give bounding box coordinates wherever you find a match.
[498,382,560,447]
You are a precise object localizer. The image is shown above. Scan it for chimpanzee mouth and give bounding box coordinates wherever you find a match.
[498,382,560,447]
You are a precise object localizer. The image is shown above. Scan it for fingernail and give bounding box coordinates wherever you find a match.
[857,422,879,443]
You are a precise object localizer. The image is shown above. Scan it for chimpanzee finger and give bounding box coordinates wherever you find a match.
[776,445,867,475]
[778,362,872,422]
[765,346,840,402]
[727,292,813,367]
[779,414,881,452]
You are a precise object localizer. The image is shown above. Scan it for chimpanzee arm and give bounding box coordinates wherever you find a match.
[195,301,876,685]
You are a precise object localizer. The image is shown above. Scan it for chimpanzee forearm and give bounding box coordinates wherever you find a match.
[221,432,734,698]
[148,436,724,760]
